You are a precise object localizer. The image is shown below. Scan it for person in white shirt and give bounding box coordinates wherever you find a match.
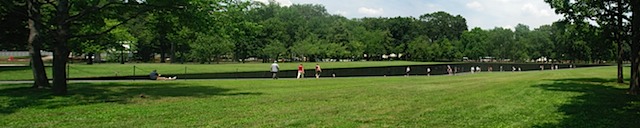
[405,66,411,76]
[270,61,280,79]
[471,66,475,73]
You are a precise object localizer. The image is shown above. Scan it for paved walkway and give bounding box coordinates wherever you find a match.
[0,64,28,66]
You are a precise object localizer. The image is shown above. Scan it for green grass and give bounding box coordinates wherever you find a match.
[0,61,446,80]
[0,56,32,64]
[0,66,638,127]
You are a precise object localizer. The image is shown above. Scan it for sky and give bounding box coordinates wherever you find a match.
[253,0,564,30]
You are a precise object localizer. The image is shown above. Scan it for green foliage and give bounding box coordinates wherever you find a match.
[419,11,468,40]
[190,33,234,64]
[460,28,489,59]
[407,36,433,61]
[346,41,365,60]
[261,40,287,60]
[291,35,321,60]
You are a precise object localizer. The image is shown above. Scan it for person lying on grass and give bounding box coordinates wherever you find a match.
[149,70,177,80]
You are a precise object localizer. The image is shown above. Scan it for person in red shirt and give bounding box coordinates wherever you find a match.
[297,64,304,79]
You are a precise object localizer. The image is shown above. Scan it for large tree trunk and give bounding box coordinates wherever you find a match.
[27,0,50,88]
[630,0,640,95]
[617,0,625,84]
[52,0,70,95]
[52,46,70,95]
[160,36,167,63]
[617,33,624,84]
[170,42,175,63]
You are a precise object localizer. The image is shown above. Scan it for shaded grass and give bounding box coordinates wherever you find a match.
[0,66,638,127]
[0,61,444,81]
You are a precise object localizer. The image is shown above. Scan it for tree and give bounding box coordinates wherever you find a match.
[190,33,234,64]
[513,24,535,61]
[407,36,432,61]
[290,35,321,61]
[460,28,489,61]
[530,25,556,60]
[487,27,516,61]
[14,0,187,95]
[346,41,365,60]
[261,40,287,61]
[545,0,630,84]
[385,17,419,57]
[630,0,640,94]
[0,0,28,51]
[26,0,49,88]
[419,11,468,40]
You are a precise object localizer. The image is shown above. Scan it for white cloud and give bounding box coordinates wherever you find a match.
[521,3,552,17]
[358,7,384,16]
[254,0,293,6]
[460,0,562,29]
[334,10,348,16]
[427,4,437,8]
[502,25,514,30]
[466,1,484,11]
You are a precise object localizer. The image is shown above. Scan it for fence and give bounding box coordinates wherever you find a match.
[0,51,53,56]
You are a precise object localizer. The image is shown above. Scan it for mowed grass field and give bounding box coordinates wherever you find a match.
[1,66,639,127]
[0,61,446,81]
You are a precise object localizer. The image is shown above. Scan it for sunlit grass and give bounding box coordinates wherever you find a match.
[0,61,446,80]
[1,66,638,127]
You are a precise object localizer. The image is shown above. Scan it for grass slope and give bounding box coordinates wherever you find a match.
[0,61,444,81]
[0,66,638,127]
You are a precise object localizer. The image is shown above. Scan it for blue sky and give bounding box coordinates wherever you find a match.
[254,0,563,30]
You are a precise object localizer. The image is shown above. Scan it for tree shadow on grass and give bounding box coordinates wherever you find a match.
[0,66,33,73]
[532,78,640,128]
[550,78,631,84]
[0,82,262,115]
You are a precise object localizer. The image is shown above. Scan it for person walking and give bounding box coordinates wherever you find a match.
[297,64,305,79]
[405,66,411,77]
[270,61,280,79]
[427,67,432,76]
[471,66,475,74]
[315,64,322,79]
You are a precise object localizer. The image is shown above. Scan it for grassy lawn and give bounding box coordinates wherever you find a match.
[0,66,638,127]
[0,61,446,81]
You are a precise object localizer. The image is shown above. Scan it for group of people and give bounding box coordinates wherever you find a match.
[408,65,453,76]
[270,61,323,79]
[542,64,561,70]
[150,63,574,80]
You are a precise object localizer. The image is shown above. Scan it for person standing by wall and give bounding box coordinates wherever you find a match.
[297,64,305,79]
[315,64,322,79]
[471,66,475,74]
[405,66,411,77]
[270,61,280,79]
